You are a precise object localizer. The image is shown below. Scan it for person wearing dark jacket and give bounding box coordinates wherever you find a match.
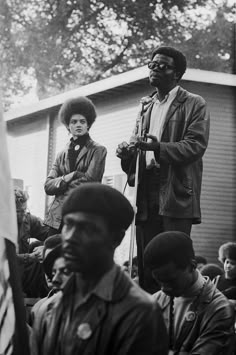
[144,231,235,354]
[31,183,168,355]
[44,96,107,235]
[116,46,210,293]
[15,187,49,297]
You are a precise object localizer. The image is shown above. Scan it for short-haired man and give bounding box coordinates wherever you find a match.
[31,183,168,355]
[116,46,210,293]
[144,231,235,354]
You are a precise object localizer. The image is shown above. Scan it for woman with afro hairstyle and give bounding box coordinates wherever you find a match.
[44,96,107,235]
[214,242,236,301]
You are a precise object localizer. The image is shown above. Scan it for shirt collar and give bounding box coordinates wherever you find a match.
[180,270,206,299]
[91,263,118,301]
[73,263,118,307]
[154,85,179,104]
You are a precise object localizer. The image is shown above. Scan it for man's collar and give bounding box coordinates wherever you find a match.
[180,270,205,299]
[153,85,179,103]
[90,263,118,301]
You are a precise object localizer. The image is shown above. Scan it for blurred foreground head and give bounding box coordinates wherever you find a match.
[61,183,134,276]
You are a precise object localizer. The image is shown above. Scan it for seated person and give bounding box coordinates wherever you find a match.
[214,242,236,302]
[144,231,235,354]
[15,187,49,297]
[41,234,63,290]
[30,242,71,327]
[195,255,207,271]
[123,256,138,278]
[200,263,224,281]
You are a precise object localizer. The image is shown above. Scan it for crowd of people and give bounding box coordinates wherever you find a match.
[13,45,235,354]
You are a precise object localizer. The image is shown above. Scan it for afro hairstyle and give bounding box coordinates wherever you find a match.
[59,96,97,128]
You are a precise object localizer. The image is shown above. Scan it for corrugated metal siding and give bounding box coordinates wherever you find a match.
[183,82,236,263]
[7,115,48,219]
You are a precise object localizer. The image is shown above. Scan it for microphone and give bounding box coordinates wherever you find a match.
[140,96,153,105]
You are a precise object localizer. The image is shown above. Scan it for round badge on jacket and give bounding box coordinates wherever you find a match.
[77,323,92,340]
[185,311,196,322]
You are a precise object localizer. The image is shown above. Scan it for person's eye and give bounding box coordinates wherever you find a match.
[62,268,71,276]
[64,221,72,229]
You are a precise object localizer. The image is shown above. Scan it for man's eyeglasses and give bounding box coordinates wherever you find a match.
[148,61,175,71]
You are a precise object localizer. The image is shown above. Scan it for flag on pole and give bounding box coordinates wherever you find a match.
[0,101,30,354]
[0,237,15,355]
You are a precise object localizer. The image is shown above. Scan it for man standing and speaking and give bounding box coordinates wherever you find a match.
[116,46,210,293]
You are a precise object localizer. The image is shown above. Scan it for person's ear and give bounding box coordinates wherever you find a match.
[191,259,197,270]
[174,71,181,82]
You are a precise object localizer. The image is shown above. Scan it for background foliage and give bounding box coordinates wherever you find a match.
[0,0,235,109]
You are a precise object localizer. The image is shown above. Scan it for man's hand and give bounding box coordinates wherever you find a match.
[116,141,134,160]
[136,134,159,151]
[32,245,44,262]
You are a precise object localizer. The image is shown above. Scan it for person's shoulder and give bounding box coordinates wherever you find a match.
[124,282,160,314]
[178,86,207,105]
[89,139,107,151]
[152,289,169,309]
[31,293,61,330]
[205,279,235,312]
[55,143,70,158]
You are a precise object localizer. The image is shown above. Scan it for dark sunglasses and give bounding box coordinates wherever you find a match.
[148,61,175,71]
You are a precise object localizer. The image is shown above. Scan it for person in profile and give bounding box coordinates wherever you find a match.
[32,183,168,355]
[116,46,210,293]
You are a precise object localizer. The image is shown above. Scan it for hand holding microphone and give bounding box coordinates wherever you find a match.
[135,134,160,151]
[116,141,133,160]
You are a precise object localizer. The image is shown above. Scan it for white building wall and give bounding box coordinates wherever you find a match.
[7,116,49,219]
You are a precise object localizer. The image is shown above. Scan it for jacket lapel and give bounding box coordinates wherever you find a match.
[74,298,107,353]
[174,279,213,352]
[63,144,71,173]
[142,103,153,135]
[75,139,93,166]
[74,267,131,353]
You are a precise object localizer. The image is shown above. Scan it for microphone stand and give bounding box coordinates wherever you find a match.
[128,102,145,277]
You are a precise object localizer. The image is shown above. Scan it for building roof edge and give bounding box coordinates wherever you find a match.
[5,67,236,121]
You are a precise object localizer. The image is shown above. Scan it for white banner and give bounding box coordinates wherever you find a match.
[0,104,17,245]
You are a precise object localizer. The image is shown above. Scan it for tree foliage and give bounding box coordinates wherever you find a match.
[0,0,234,109]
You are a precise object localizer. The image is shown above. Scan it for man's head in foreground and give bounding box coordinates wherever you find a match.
[61,183,134,278]
[144,231,197,297]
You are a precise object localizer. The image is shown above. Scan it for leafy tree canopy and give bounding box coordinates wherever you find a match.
[0,0,234,109]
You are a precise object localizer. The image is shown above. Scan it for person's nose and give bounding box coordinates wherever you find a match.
[75,121,82,128]
[52,271,61,286]
[63,225,77,241]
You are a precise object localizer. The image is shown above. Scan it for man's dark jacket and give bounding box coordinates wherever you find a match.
[31,265,168,355]
[154,278,235,354]
[121,87,210,224]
